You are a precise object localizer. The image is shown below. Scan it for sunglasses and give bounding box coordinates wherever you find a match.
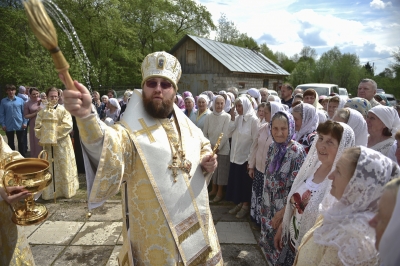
[145,80,173,89]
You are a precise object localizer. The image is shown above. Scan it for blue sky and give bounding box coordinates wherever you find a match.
[196,0,400,74]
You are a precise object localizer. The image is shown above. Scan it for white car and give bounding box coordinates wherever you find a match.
[295,83,339,97]
[339,88,349,101]
[268,90,278,96]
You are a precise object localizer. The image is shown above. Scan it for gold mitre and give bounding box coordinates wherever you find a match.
[141,51,182,90]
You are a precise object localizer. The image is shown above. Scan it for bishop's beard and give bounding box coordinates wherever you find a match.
[142,91,175,119]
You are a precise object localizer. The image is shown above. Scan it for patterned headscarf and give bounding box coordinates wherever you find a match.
[268,111,295,174]
[294,103,319,141]
[314,146,400,266]
[377,93,392,106]
[344,97,371,118]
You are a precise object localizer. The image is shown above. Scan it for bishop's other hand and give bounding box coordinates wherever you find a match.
[59,74,92,118]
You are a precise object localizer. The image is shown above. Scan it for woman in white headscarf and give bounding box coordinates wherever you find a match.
[367,105,400,156]
[226,95,259,219]
[191,94,211,130]
[105,97,121,122]
[294,146,400,266]
[219,90,232,113]
[248,102,284,226]
[333,108,368,146]
[275,121,355,264]
[248,88,261,105]
[370,178,400,266]
[303,89,327,123]
[203,95,231,203]
[292,103,319,153]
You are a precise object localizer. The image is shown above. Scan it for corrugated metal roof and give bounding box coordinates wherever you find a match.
[170,35,289,76]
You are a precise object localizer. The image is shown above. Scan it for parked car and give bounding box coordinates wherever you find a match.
[339,88,349,101]
[295,83,339,97]
[383,94,397,106]
[268,90,278,96]
[377,88,386,94]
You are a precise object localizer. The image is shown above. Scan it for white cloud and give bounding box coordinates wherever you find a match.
[369,0,392,9]
[195,0,398,73]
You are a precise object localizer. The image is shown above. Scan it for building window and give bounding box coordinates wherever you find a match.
[263,79,269,88]
[187,50,196,64]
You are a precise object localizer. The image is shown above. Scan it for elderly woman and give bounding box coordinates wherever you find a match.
[369,177,400,265]
[192,95,211,130]
[292,103,319,153]
[182,91,193,100]
[344,97,371,119]
[256,102,267,124]
[24,87,43,158]
[203,95,231,202]
[184,96,196,120]
[226,96,259,218]
[249,102,284,226]
[374,93,391,106]
[105,98,121,122]
[327,96,344,119]
[275,121,355,264]
[367,105,400,156]
[333,108,368,146]
[101,94,109,105]
[0,136,36,265]
[303,89,327,123]
[259,111,307,265]
[294,146,400,266]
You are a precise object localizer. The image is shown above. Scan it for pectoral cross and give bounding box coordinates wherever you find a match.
[134,118,159,143]
[168,155,180,182]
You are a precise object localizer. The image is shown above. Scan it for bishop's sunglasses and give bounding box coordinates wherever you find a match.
[145,80,173,89]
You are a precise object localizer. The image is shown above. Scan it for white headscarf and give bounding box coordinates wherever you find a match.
[247,88,261,105]
[369,105,400,135]
[212,95,225,116]
[282,122,355,247]
[219,91,232,113]
[269,102,285,122]
[294,103,319,141]
[379,184,400,266]
[347,108,368,146]
[273,95,281,102]
[235,96,254,134]
[197,94,210,106]
[108,98,121,110]
[314,146,400,266]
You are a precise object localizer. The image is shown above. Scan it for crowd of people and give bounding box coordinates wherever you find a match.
[1,55,400,265]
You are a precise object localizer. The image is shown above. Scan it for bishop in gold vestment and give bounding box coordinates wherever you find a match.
[34,88,79,200]
[63,51,223,265]
[0,136,36,266]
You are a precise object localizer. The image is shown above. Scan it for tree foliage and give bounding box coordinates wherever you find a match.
[0,0,214,92]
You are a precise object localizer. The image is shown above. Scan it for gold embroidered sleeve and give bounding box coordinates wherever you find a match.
[34,110,43,140]
[76,113,104,144]
[88,124,135,203]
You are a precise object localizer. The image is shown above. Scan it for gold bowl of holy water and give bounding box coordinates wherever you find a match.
[2,150,52,225]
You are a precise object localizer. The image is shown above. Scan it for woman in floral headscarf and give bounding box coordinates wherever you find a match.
[344,97,372,119]
[259,111,307,265]
[294,146,400,266]
[292,103,319,153]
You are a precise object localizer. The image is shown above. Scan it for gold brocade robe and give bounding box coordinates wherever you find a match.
[78,99,223,265]
[34,105,79,200]
[0,136,36,266]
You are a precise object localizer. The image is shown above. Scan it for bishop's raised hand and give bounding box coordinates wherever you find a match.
[59,74,93,118]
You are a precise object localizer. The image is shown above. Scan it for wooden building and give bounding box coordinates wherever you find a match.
[170,35,289,95]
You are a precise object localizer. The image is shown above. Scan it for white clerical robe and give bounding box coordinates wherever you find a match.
[77,90,222,266]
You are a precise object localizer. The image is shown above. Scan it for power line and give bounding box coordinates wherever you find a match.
[360,55,394,64]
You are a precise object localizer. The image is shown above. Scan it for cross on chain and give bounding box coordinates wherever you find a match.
[134,118,159,143]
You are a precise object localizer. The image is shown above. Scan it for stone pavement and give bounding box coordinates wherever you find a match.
[22,199,268,266]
